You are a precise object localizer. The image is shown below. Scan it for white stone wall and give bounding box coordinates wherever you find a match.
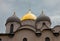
[6,22,20,33]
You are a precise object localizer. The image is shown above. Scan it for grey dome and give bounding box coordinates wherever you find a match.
[6,12,21,25]
[36,11,51,24]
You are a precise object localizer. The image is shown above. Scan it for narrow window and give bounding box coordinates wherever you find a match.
[43,22,45,25]
[23,38,27,41]
[10,24,14,33]
[45,37,50,41]
[0,38,2,41]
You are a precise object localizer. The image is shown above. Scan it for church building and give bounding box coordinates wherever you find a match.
[0,10,60,41]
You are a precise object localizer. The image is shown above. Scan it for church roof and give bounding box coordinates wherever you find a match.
[36,11,51,24]
[6,12,21,25]
[54,25,60,27]
[21,10,37,21]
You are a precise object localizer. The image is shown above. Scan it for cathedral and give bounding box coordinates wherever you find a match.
[0,10,60,41]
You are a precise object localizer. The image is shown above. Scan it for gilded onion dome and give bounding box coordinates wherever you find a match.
[36,11,51,24]
[21,10,37,21]
[6,12,21,25]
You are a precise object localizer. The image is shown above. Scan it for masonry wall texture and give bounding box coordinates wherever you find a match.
[0,10,60,41]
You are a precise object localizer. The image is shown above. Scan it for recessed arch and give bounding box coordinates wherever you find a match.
[23,38,27,41]
[45,37,50,41]
[0,38,2,41]
[10,24,14,33]
[43,22,45,25]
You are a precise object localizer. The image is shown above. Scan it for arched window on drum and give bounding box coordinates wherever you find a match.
[45,37,50,41]
[23,38,27,41]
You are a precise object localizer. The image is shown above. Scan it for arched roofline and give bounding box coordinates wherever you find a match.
[41,29,54,33]
[52,25,60,29]
[41,29,60,37]
[14,25,36,33]
[21,25,36,29]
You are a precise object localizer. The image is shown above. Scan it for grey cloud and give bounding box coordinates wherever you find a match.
[0,0,60,32]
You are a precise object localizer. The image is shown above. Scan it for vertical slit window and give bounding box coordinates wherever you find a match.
[23,38,27,41]
[0,38,2,41]
[10,24,14,33]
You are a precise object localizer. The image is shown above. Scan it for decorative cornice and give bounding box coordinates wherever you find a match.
[21,19,35,22]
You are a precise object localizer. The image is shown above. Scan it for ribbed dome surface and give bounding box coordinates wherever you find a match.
[6,12,21,24]
[21,11,36,21]
[36,11,51,24]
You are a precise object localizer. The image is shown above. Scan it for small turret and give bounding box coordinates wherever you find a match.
[21,10,36,27]
[5,12,21,33]
[35,11,51,31]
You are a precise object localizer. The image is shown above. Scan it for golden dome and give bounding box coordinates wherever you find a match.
[21,11,36,21]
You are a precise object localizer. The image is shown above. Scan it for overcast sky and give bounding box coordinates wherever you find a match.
[0,0,60,33]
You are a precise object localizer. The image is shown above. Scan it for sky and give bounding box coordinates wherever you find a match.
[0,0,60,33]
